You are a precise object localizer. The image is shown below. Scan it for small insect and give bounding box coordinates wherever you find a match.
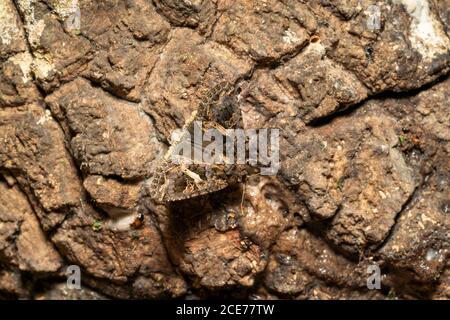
[240,237,253,251]
[147,80,250,203]
[130,213,144,229]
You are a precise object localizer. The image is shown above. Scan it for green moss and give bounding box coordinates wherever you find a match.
[92,220,102,232]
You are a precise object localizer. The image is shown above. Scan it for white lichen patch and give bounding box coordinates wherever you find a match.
[282,29,299,45]
[395,0,450,60]
[12,1,58,82]
[304,41,326,57]
[53,0,80,31]
[36,109,53,125]
[0,0,23,46]
[9,52,33,83]
[15,0,36,27]
[32,52,55,80]
[53,0,78,19]
[15,0,48,49]
[27,18,46,49]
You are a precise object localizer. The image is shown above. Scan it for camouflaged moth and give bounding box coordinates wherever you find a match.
[147,81,255,202]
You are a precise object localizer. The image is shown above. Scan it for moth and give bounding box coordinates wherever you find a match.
[147,81,254,202]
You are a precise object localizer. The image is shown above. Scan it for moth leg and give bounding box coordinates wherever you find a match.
[202,121,228,136]
[211,122,229,136]
[202,121,214,132]
[182,167,204,184]
[184,179,197,194]
[155,164,177,202]
[225,114,239,128]
[181,167,208,196]
[157,175,169,202]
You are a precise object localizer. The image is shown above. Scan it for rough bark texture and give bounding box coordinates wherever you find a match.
[0,0,449,300]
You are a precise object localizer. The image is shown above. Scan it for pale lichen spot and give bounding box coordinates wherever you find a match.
[37,109,53,125]
[304,41,326,57]
[282,29,299,45]
[9,52,33,84]
[32,53,55,80]
[27,18,46,49]
[53,0,81,32]
[394,0,450,60]
[0,0,22,46]
[15,0,39,42]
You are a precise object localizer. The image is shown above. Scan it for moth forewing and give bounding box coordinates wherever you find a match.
[148,80,249,203]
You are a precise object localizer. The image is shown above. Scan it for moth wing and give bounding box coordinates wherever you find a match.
[161,165,229,202]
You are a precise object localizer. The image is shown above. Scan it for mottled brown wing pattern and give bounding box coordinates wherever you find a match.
[147,163,231,203]
[147,81,248,203]
[186,81,243,134]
